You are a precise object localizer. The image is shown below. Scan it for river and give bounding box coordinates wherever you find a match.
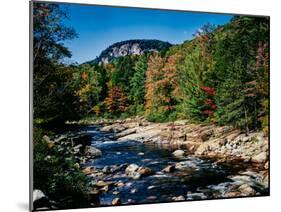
[78,124,268,206]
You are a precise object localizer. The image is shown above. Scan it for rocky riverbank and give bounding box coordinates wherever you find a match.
[95,118,269,167]
[91,117,269,195]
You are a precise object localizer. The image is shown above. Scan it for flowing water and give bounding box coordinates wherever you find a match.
[79,125,266,206]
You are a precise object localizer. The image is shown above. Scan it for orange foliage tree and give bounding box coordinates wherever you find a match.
[104,86,128,114]
[145,53,181,116]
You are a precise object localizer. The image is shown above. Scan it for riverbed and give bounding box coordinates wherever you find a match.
[78,124,269,206]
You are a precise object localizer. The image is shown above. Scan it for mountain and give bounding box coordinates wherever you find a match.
[84,39,172,65]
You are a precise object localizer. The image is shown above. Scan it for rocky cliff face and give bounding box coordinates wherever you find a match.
[85,39,172,65]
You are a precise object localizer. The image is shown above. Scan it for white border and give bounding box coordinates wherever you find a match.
[1,0,280,212]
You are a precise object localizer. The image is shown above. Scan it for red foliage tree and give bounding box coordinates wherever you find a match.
[104,86,128,114]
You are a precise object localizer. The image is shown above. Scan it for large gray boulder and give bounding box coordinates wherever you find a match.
[85,146,102,157]
[125,164,139,175]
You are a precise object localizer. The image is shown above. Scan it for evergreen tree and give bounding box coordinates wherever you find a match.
[129,55,148,114]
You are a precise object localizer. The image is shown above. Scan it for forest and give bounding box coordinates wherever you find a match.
[32,2,269,210]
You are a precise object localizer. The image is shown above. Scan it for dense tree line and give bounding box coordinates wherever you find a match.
[33,4,269,134]
[73,16,269,134]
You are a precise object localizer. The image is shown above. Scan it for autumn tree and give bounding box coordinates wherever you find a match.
[144,52,181,121]
[73,64,103,115]
[104,86,128,115]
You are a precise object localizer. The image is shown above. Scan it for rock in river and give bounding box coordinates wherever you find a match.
[162,164,176,173]
[125,164,152,179]
[112,198,121,205]
[138,167,152,176]
[172,149,185,158]
[85,146,102,157]
[125,164,139,174]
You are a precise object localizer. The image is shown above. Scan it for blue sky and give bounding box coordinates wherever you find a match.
[61,3,233,64]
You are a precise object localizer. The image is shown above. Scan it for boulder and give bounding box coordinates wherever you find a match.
[131,172,142,180]
[238,184,256,196]
[162,165,176,173]
[102,166,111,174]
[115,128,137,138]
[82,166,95,175]
[33,189,47,202]
[112,198,121,205]
[251,152,267,163]
[85,146,102,157]
[225,191,240,198]
[33,189,49,209]
[125,164,139,175]
[115,181,125,188]
[125,164,152,179]
[95,181,113,187]
[172,150,185,158]
[195,145,208,155]
[138,167,152,176]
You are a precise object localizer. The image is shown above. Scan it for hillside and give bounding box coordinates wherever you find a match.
[84,39,172,65]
